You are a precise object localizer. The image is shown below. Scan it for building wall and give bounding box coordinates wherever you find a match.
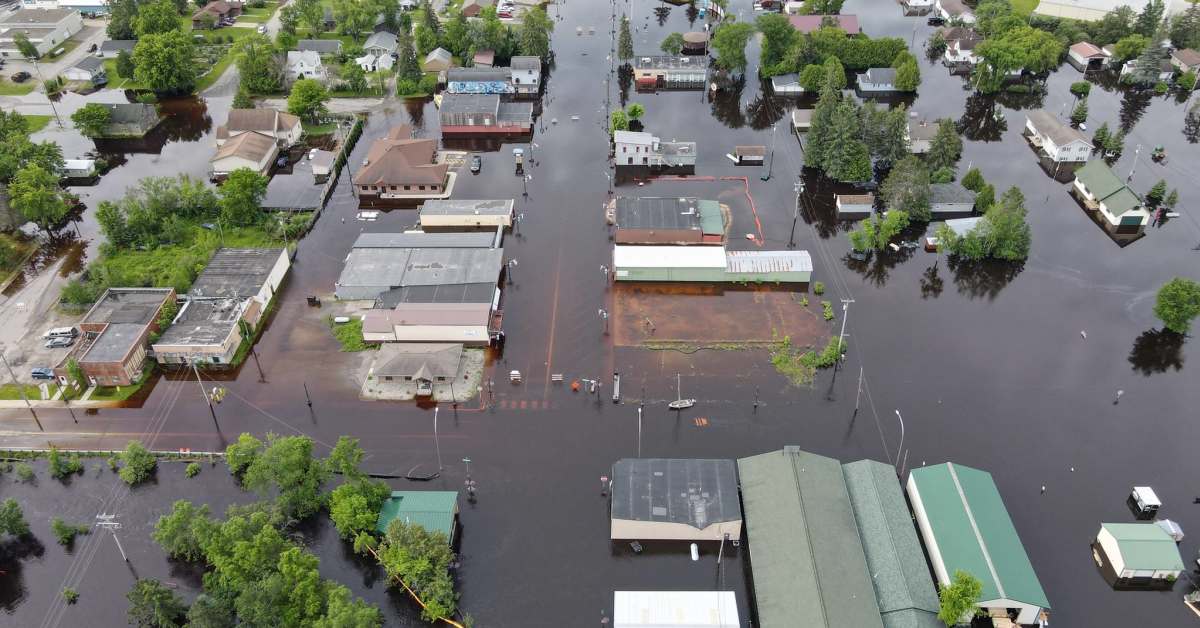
[613,266,729,282]
[1097,528,1126,575]
[610,518,743,541]
[421,214,511,228]
[931,201,974,214]
[251,249,291,318]
[153,328,240,364]
[211,152,274,176]
[0,12,82,57]
[614,228,704,245]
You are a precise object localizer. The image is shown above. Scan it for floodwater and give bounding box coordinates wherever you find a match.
[3,0,1200,626]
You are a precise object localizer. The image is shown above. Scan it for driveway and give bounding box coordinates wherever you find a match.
[0,257,83,383]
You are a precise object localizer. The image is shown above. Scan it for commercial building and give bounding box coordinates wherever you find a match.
[632,54,708,89]
[439,93,534,137]
[609,458,742,541]
[153,249,290,365]
[613,246,812,283]
[1093,523,1185,588]
[1024,109,1093,164]
[612,591,739,628]
[209,131,279,179]
[216,108,303,147]
[336,231,502,301]
[1034,0,1192,22]
[19,0,108,15]
[613,130,697,170]
[1071,160,1149,233]
[606,197,724,245]
[907,462,1050,625]
[353,126,449,205]
[363,302,494,345]
[445,67,513,94]
[376,491,460,543]
[419,199,514,229]
[0,8,83,59]
[53,288,175,387]
[788,14,860,34]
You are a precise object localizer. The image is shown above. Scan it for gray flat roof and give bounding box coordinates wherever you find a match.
[441,93,500,115]
[420,199,514,216]
[610,458,741,529]
[338,248,503,292]
[190,248,284,299]
[614,196,704,232]
[82,323,145,364]
[83,288,172,326]
[376,282,496,307]
[155,299,241,346]
[353,232,497,249]
[633,54,708,70]
[930,183,975,205]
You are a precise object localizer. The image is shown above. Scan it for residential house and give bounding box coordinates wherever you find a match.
[1120,56,1175,81]
[461,0,494,18]
[439,93,534,137]
[152,248,291,366]
[52,288,176,387]
[935,0,975,22]
[296,39,342,57]
[0,8,83,58]
[610,459,743,542]
[356,50,394,72]
[929,182,976,214]
[1067,41,1111,71]
[62,55,105,84]
[209,131,279,178]
[908,119,937,153]
[191,0,242,29]
[286,50,328,84]
[472,49,495,68]
[940,27,983,66]
[788,14,861,34]
[424,47,454,72]
[772,73,803,95]
[371,343,463,396]
[632,54,707,89]
[216,108,303,148]
[510,55,542,96]
[364,30,398,57]
[1024,109,1093,163]
[353,125,450,205]
[1093,523,1185,588]
[1170,48,1200,73]
[856,67,898,93]
[97,39,134,58]
[835,194,874,219]
[613,130,697,170]
[98,103,161,137]
[1071,160,1150,233]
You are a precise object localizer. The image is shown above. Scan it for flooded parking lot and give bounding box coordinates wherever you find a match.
[3,0,1200,625]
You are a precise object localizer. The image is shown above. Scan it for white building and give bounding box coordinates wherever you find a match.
[613,591,740,628]
[0,8,83,59]
[1094,523,1184,586]
[285,50,327,84]
[19,0,106,15]
[509,55,541,96]
[209,131,279,178]
[363,31,397,57]
[216,108,303,147]
[936,0,975,23]
[362,303,493,345]
[62,55,105,83]
[613,130,697,169]
[419,199,514,229]
[940,27,982,66]
[1071,160,1150,233]
[356,51,394,72]
[1024,109,1093,163]
[1035,0,1192,22]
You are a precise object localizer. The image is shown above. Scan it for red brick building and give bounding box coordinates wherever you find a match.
[55,288,176,387]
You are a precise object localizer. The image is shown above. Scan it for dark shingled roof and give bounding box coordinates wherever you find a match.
[610,458,741,529]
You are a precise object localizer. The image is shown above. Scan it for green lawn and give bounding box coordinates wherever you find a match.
[0,78,37,95]
[89,383,143,401]
[0,233,36,288]
[1012,0,1039,16]
[102,58,149,90]
[194,31,257,92]
[0,383,59,401]
[22,114,52,133]
[237,0,280,23]
[44,38,81,61]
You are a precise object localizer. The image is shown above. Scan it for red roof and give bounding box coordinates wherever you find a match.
[788,14,860,35]
[1069,42,1106,59]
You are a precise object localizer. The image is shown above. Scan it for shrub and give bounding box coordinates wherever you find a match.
[48,447,84,479]
[62,588,79,604]
[118,441,157,485]
[1069,81,1091,97]
[822,300,835,321]
[1154,81,1169,94]
[51,518,90,546]
[185,462,201,478]
[15,463,34,482]
[812,281,825,295]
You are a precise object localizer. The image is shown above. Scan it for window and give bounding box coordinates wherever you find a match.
[212,357,221,364]
[622,146,626,153]
[404,185,411,190]
[418,185,425,191]
[628,157,633,165]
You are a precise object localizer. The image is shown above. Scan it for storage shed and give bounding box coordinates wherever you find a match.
[836,194,875,219]
[734,145,765,165]
[773,74,804,96]
[609,458,742,541]
[376,491,459,543]
[1094,523,1184,587]
[791,108,813,132]
[907,463,1050,625]
[681,31,709,54]
[613,591,739,628]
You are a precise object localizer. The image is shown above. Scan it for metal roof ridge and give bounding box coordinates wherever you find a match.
[947,463,1005,600]
[863,463,922,611]
[789,453,831,626]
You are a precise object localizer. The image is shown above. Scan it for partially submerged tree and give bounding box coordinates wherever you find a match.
[660,32,685,55]
[71,103,112,137]
[711,22,755,75]
[1154,277,1200,334]
[127,579,187,628]
[938,570,984,626]
[618,15,634,64]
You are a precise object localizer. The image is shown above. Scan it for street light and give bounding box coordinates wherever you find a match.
[433,407,443,471]
[637,406,642,458]
[893,409,906,472]
[788,177,803,249]
[506,259,518,284]
[598,308,609,334]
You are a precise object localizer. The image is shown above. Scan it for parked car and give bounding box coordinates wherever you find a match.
[87,43,97,52]
[45,336,75,349]
[10,71,31,83]
[43,327,79,339]
[257,24,267,34]
[31,367,55,380]
[275,154,289,168]
[927,15,946,25]
[469,154,482,173]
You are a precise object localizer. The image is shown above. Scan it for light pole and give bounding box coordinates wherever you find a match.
[836,299,854,367]
[506,258,518,284]
[462,456,476,500]
[893,409,906,473]
[761,122,776,181]
[787,177,803,249]
[433,406,443,472]
[636,406,642,458]
[598,308,609,334]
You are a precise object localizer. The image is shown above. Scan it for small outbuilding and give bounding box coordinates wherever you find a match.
[609,458,742,541]
[309,149,335,182]
[836,193,875,219]
[63,56,106,84]
[856,67,898,93]
[61,158,97,178]
[681,31,709,54]
[772,73,804,95]
[1067,41,1110,71]
[424,47,454,72]
[97,39,135,58]
[791,108,813,132]
[734,145,765,165]
[613,591,739,628]
[371,343,463,395]
[1093,523,1184,588]
[929,182,976,215]
[376,491,459,543]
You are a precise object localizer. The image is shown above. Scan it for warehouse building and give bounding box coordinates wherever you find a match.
[609,458,742,541]
[613,246,811,283]
[606,197,725,244]
[335,232,502,301]
[419,199,514,229]
[612,591,739,628]
[907,463,1050,625]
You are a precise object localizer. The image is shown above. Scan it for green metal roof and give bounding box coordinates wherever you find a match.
[375,491,459,539]
[843,460,944,628]
[738,448,884,628]
[1074,160,1142,216]
[1101,523,1185,571]
[698,199,724,236]
[910,463,1050,609]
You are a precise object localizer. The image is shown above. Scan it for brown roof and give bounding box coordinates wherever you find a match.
[356,132,448,186]
[837,193,875,205]
[386,124,414,140]
[1173,48,1200,67]
[193,0,239,18]
[1070,42,1105,59]
[212,131,277,163]
[938,0,970,16]
[939,26,981,47]
[736,145,766,157]
[683,31,709,43]
[392,302,490,326]
[224,108,301,134]
[473,49,495,66]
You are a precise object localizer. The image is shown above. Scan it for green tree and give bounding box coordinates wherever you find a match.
[1070,99,1089,126]
[1127,29,1171,85]
[376,520,458,621]
[1136,0,1165,37]
[219,168,268,227]
[822,100,866,181]
[115,49,136,79]
[712,22,755,74]
[232,86,254,108]
[618,15,634,63]
[610,109,629,135]
[660,32,685,55]
[860,102,908,167]
[926,118,962,172]
[1165,189,1179,209]
[287,78,330,122]
[1112,33,1149,60]
[315,584,383,627]
[626,102,645,121]
[961,167,985,192]
[226,433,264,475]
[236,35,282,94]
[975,183,996,211]
[329,479,391,539]
[10,164,69,233]
[519,6,554,60]
[822,55,847,90]
[1145,179,1168,208]
[1154,278,1200,332]
[1092,121,1110,149]
[242,434,329,520]
[341,62,367,94]
[50,518,90,546]
[128,579,187,628]
[296,0,325,35]
[1070,80,1092,97]
[938,570,984,625]
[881,156,932,222]
[332,0,372,38]
[108,0,138,40]
[397,28,422,83]
[186,593,236,627]
[1104,128,1126,157]
[420,0,440,35]
[48,445,84,479]
[441,10,470,58]
[984,186,1031,260]
[891,51,920,91]
[757,13,797,71]
[134,31,198,94]
[1170,2,1200,49]
[849,210,910,251]
[136,0,183,36]
[119,441,157,485]
[13,32,39,60]
[71,103,112,137]
[0,499,29,538]
[153,500,215,561]
[804,80,841,169]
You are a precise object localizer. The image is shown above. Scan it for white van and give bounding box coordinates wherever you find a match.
[43,327,79,339]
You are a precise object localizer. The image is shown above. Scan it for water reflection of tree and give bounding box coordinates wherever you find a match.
[686,3,698,25]
[745,91,788,130]
[159,97,211,143]
[0,536,46,612]
[1183,106,1200,144]
[654,6,670,26]
[403,98,427,129]
[993,82,1046,111]
[958,93,1008,142]
[844,246,917,287]
[1118,90,1152,132]
[920,262,944,299]
[946,257,1023,300]
[618,66,632,108]
[710,74,747,129]
[1128,328,1185,375]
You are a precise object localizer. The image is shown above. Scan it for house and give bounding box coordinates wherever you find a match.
[472,49,495,68]
[681,31,708,54]
[613,592,738,628]
[856,67,898,93]
[907,462,1050,626]
[836,193,874,219]
[419,199,515,229]
[353,126,449,204]
[356,50,394,72]
[191,0,242,29]
[445,67,513,94]
[97,39,134,58]
[216,108,303,147]
[792,108,813,132]
[772,73,804,95]
[907,119,936,153]
[153,248,290,366]
[210,131,279,178]
[1094,523,1185,588]
[286,50,327,84]
[98,103,161,137]
[1071,160,1150,233]
[376,491,460,541]
[62,55,105,84]
[461,0,494,17]
[364,30,398,57]
[423,47,453,72]
[901,0,936,10]
[788,14,861,34]
[935,0,975,23]
[929,182,976,214]
[1024,109,1093,164]
[0,8,83,58]
[605,197,725,245]
[61,158,96,178]
[940,27,983,66]
[371,343,463,395]
[335,231,502,301]
[296,39,342,57]
[632,55,708,89]
[928,216,985,250]
[612,246,812,283]
[509,55,542,96]
[52,288,175,387]
[613,130,697,169]
[439,93,534,137]
[734,145,765,165]
[1171,48,1200,73]
[609,458,742,541]
[738,448,942,628]
[1068,41,1111,71]
[1120,56,1175,81]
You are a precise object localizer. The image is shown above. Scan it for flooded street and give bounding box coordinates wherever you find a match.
[3,0,1200,626]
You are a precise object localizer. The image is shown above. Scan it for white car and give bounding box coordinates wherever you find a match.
[257,25,267,34]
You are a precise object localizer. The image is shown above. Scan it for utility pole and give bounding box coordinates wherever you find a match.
[192,359,218,430]
[788,178,803,249]
[892,409,906,473]
[433,406,442,471]
[95,514,127,562]
[598,308,609,334]
[506,259,518,284]
[761,122,776,181]
[855,366,863,413]
[636,406,642,458]
[303,381,313,408]
[836,299,855,367]
[462,457,476,501]
[0,349,42,431]
[1127,144,1141,182]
